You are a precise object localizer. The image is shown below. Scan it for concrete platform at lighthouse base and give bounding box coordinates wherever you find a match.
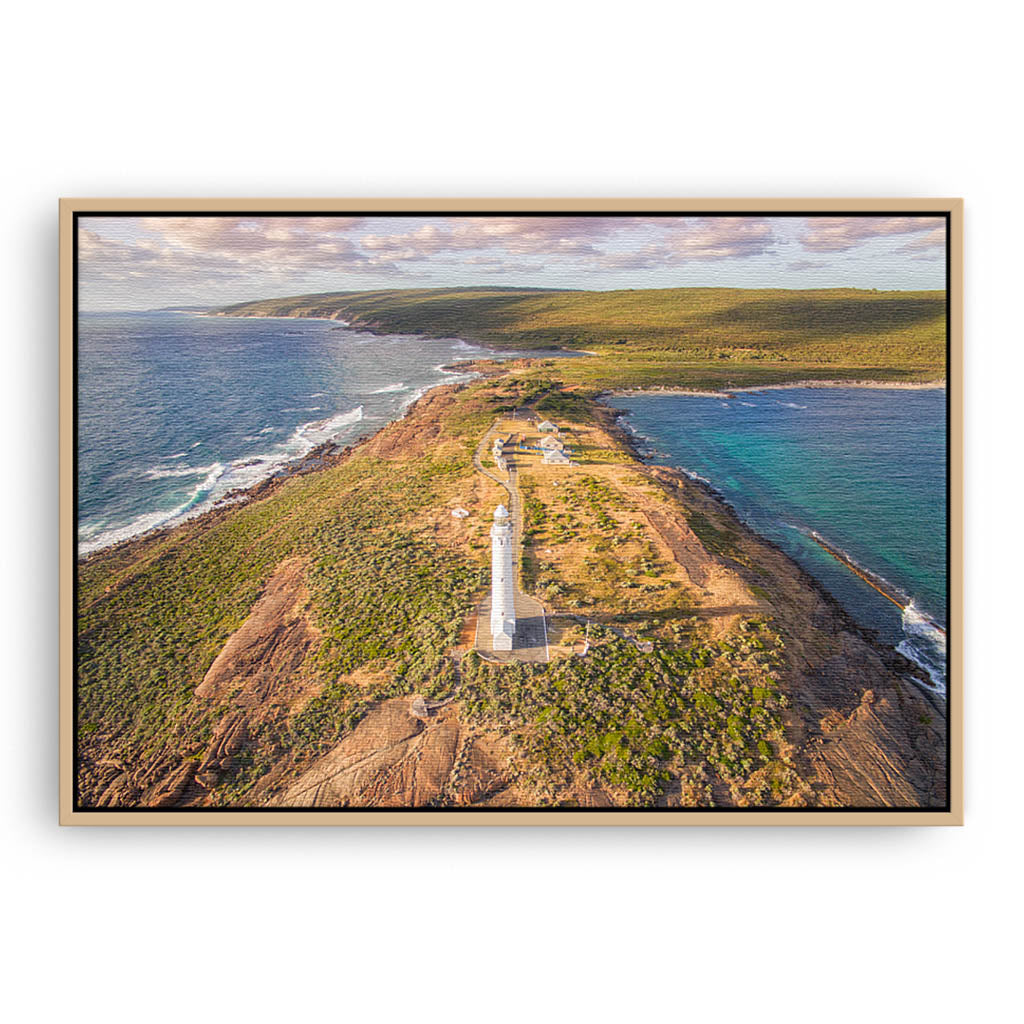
[474,592,549,663]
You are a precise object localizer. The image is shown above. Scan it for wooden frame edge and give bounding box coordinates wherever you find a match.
[59,197,964,827]
[60,199,75,826]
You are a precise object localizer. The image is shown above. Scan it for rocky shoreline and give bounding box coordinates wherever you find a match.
[608,379,947,400]
[597,395,944,704]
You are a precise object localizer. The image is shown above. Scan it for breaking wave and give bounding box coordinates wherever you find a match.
[897,601,947,695]
[144,462,222,480]
[369,382,408,394]
[79,462,226,555]
[79,407,365,556]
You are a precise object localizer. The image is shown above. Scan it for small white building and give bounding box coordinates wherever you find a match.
[543,449,571,466]
[493,437,511,470]
[539,435,564,451]
[537,419,558,433]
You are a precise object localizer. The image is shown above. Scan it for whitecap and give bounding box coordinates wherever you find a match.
[79,462,226,555]
[284,405,365,449]
[681,468,712,486]
[369,382,408,394]
[399,388,429,412]
[144,462,221,480]
[82,407,366,556]
[894,603,946,694]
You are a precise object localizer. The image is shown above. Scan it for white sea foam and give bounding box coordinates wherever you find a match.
[189,441,202,449]
[282,406,323,413]
[144,462,222,480]
[80,408,366,557]
[294,405,364,443]
[777,401,808,410]
[80,462,226,555]
[166,451,188,459]
[369,382,408,394]
[897,602,947,694]
[310,392,328,398]
[400,387,430,413]
[680,467,713,486]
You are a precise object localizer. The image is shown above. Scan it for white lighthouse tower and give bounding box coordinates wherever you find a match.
[490,504,516,651]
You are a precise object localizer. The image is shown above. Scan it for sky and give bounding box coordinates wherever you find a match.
[78,214,947,311]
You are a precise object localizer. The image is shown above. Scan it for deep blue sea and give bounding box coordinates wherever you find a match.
[615,388,947,694]
[77,311,511,556]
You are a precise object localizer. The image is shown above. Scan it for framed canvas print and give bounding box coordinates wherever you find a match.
[59,199,962,825]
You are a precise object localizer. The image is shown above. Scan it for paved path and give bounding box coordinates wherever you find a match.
[472,416,549,663]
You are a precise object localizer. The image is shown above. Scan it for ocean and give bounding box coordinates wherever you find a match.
[77,311,509,556]
[614,387,948,694]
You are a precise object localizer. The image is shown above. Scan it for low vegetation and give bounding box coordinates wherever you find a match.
[460,618,799,807]
[219,285,946,389]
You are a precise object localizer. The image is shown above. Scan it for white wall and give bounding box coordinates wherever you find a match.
[2,2,1018,1022]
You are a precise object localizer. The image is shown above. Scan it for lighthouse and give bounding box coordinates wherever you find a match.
[490,504,516,651]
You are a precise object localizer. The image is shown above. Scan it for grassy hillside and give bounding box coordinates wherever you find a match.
[218,286,947,388]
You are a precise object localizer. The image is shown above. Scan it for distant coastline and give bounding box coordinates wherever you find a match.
[608,379,947,399]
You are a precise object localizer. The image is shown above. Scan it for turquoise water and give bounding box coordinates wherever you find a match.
[615,388,947,693]
[77,312,514,556]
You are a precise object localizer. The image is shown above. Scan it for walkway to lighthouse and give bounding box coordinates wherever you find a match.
[472,417,550,663]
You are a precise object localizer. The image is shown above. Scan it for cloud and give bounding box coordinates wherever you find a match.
[140,216,367,271]
[662,217,776,260]
[360,216,642,261]
[77,213,946,310]
[896,225,946,254]
[800,216,945,252]
[78,217,398,309]
[787,259,830,272]
[594,218,777,270]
